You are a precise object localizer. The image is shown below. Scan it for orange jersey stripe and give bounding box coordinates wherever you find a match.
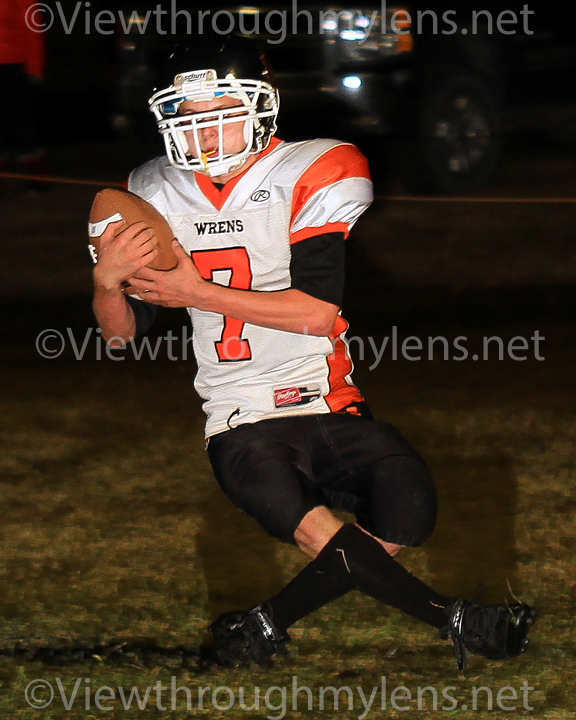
[290,221,349,245]
[325,315,364,411]
[290,144,371,245]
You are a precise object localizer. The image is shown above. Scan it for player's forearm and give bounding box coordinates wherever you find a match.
[197,284,338,336]
[92,285,136,344]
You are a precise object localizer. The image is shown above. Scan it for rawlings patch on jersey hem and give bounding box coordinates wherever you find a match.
[274,386,321,408]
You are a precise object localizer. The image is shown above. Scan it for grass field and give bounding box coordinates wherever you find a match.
[1,146,576,718]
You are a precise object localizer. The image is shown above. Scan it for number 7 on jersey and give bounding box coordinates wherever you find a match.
[191,247,253,362]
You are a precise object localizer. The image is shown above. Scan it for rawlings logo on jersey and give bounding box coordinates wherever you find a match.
[274,386,321,408]
[194,220,244,236]
[251,189,270,202]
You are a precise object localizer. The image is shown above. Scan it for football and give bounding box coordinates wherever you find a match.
[88,188,178,295]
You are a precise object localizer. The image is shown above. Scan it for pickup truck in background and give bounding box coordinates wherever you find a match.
[110,1,576,194]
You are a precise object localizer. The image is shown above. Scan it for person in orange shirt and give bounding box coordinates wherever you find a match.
[0,0,47,190]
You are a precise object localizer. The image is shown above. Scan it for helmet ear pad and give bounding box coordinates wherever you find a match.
[243,116,253,147]
[174,130,191,157]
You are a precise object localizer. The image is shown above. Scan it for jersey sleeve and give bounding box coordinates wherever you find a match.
[290,231,345,307]
[290,144,373,245]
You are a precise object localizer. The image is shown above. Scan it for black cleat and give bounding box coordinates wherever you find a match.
[440,599,537,670]
[208,603,290,666]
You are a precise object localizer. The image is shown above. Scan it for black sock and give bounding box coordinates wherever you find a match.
[268,523,450,633]
[267,529,357,633]
[335,524,450,628]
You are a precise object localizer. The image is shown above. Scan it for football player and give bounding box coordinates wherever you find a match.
[92,34,535,670]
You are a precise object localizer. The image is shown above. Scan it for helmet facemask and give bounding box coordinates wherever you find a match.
[149,70,279,177]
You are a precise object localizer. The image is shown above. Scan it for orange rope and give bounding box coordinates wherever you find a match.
[0,172,124,188]
[2,172,575,202]
[376,194,576,203]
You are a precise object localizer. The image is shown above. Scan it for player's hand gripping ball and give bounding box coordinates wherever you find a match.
[88,188,178,295]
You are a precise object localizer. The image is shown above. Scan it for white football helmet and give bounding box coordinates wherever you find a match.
[148,36,279,177]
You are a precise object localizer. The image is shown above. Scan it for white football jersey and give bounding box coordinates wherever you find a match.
[129,137,373,437]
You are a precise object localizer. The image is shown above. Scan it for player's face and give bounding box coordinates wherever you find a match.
[178,96,249,159]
